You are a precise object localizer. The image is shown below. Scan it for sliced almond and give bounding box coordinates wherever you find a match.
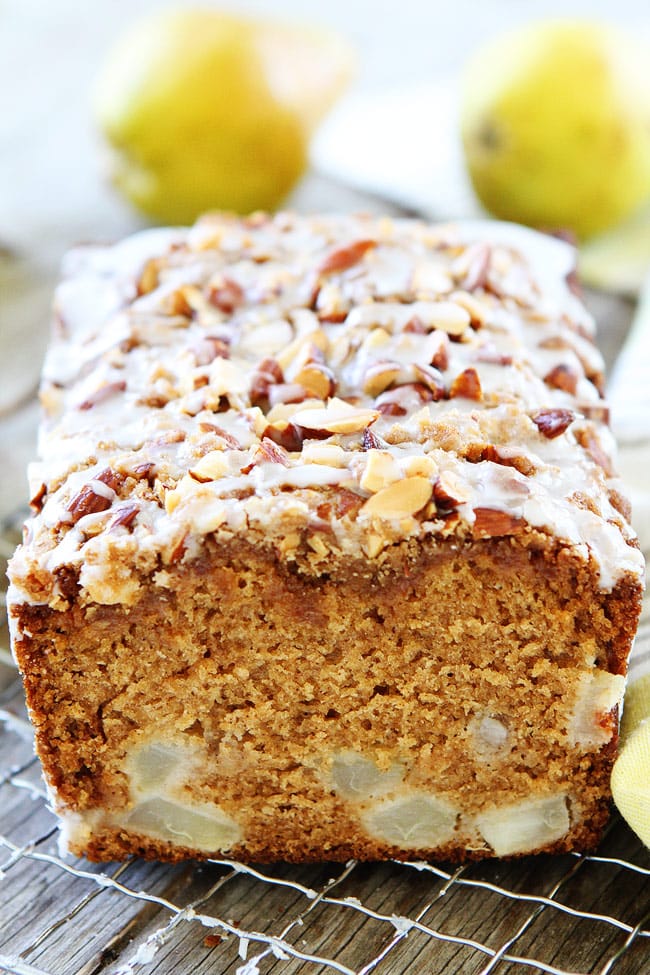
[425,301,471,336]
[413,364,446,400]
[208,277,244,313]
[472,507,526,537]
[538,335,572,351]
[262,422,305,451]
[375,383,434,416]
[313,281,347,321]
[455,242,491,291]
[137,258,160,296]
[292,398,380,435]
[67,485,113,523]
[192,336,230,366]
[294,363,337,399]
[290,308,326,338]
[197,424,242,449]
[362,361,402,397]
[265,399,323,425]
[268,383,309,407]
[575,426,614,476]
[163,288,193,318]
[475,345,513,366]
[29,482,47,514]
[359,327,392,354]
[329,334,352,368]
[108,504,140,532]
[362,476,433,519]
[451,290,489,327]
[78,381,127,411]
[181,286,222,324]
[449,367,483,401]
[481,445,536,477]
[318,239,376,275]
[531,408,575,439]
[164,475,195,514]
[430,332,450,371]
[360,450,402,493]
[249,357,284,405]
[404,316,427,334]
[277,326,329,371]
[544,363,579,395]
[376,400,407,417]
[282,338,324,382]
[433,470,472,508]
[242,438,290,472]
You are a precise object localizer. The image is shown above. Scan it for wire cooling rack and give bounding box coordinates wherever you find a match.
[1,509,649,975]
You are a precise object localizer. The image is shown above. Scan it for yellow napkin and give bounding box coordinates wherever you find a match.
[607,271,650,846]
[612,633,650,846]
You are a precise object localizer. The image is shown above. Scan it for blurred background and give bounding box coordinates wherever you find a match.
[2,0,650,498]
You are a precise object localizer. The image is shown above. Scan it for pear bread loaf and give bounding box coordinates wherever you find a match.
[7,213,644,863]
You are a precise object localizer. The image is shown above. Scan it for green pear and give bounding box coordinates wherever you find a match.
[461,21,650,240]
[94,8,354,223]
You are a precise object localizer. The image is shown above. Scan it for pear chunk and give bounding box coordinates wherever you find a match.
[330,751,404,800]
[123,797,242,852]
[476,794,569,856]
[362,793,458,848]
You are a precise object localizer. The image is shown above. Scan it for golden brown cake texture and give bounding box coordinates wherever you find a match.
[7,212,644,863]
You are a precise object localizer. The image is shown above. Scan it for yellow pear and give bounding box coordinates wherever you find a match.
[461,21,650,240]
[94,8,354,223]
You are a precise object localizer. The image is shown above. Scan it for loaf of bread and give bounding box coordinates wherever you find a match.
[7,213,644,863]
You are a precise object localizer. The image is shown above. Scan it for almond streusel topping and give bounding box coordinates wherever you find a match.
[11,213,642,606]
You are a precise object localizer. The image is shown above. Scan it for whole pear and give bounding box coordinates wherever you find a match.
[461,21,650,239]
[94,8,354,222]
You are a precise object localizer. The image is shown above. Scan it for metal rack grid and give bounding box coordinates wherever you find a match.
[2,512,649,975]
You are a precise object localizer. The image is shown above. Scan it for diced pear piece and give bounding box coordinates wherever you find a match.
[476,794,569,856]
[469,714,509,762]
[128,742,182,793]
[362,793,458,848]
[123,797,242,851]
[568,672,625,748]
[330,751,404,800]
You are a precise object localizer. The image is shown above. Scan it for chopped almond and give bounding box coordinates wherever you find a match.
[449,367,482,401]
[531,408,575,439]
[318,239,376,275]
[472,508,526,537]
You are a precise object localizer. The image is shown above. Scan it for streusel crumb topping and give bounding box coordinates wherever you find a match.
[11,213,642,606]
